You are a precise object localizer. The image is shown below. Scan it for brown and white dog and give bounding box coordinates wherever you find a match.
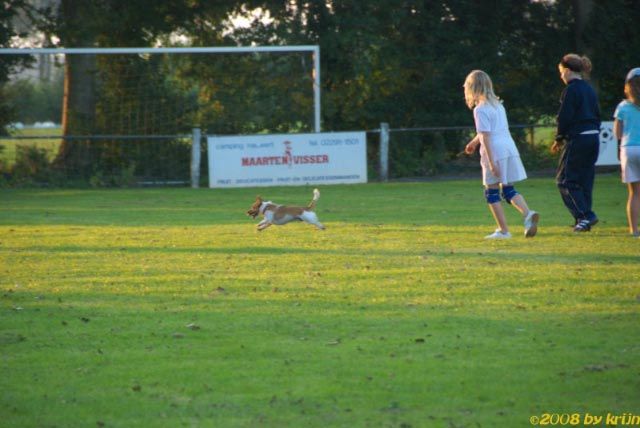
[246,188,325,231]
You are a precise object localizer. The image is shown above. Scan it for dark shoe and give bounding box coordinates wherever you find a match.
[573,219,591,232]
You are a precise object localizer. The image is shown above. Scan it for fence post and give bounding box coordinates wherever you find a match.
[529,125,535,147]
[191,127,201,188]
[379,122,389,182]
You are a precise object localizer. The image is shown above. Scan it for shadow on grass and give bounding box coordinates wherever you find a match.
[4,243,640,265]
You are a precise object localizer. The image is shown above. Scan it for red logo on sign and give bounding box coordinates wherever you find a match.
[284,141,293,168]
[241,141,329,167]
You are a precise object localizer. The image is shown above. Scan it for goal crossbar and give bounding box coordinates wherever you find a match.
[0,45,322,132]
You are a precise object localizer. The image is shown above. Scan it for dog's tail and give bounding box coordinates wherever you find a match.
[307,188,320,210]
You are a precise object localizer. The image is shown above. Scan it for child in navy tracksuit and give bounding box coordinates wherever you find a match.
[551,54,601,232]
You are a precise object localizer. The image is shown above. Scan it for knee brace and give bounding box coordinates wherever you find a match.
[484,188,501,204]
[501,185,519,204]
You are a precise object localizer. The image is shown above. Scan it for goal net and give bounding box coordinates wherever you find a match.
[0,46,320,185]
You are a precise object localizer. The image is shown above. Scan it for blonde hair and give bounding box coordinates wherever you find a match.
[463,70,500,109]
[559,53,593,77]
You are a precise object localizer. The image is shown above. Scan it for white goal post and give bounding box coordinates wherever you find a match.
[0,45,322,133]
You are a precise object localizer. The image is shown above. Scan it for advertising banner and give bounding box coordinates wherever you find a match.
[207,132,367,188]
[596,121,619,166]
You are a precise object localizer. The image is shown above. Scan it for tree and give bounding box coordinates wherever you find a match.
[232,1,569,128]
[572,0,594,54]
[7,0,247,179]
[7,0,638,181]
[52,0,225,174]
[218,1,576,176]
[0,0,36,133]
[582,0,640,116]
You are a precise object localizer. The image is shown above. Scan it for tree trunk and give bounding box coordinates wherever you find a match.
[53,0,99,175]
[55,54,97,170]
[573,0,594,53]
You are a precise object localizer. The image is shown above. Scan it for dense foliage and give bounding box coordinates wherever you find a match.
[0,0,37,133]
[1,0,639,184]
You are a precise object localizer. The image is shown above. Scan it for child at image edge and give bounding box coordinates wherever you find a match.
[464,70,539,239]
[613,67,640,237]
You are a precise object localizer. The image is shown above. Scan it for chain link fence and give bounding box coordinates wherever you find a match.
[0,129,200,187]
[365,124,557,182]
[1,124,558,187]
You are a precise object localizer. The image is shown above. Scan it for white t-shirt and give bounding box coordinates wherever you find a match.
[473,101,521,162]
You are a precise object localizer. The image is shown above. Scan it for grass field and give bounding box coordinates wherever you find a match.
[0,127,61,165]
[1,176,639,427]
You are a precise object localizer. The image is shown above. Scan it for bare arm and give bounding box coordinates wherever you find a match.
[465,134,481,154]
[478,132,499,176]
[613,119,623,141]
[614,119,623,160]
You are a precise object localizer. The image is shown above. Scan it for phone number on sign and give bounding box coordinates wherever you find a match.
[530,413,640,426]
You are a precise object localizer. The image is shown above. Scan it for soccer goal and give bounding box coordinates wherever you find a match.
[0,46,321,185]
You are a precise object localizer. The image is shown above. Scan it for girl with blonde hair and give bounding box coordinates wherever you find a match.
[463,70,539,239]
[613,67,640,237]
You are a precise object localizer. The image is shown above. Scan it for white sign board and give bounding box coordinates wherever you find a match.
[208,132,367,188]
[596,121,619,166]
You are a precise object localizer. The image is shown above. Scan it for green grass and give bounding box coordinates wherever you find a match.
[0,127,61,165]
[1,176,639,427]
[531,126,555,146]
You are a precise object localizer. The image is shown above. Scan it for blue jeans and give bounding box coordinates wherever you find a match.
[556,134,599,223]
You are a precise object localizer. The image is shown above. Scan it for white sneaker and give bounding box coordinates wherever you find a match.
[524,211,539,238]
[484,229,512,239]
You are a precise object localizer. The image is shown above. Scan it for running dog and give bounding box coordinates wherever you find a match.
[246,188,325,231]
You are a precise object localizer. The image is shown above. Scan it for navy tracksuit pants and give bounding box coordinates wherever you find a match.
[556,133,599,223]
